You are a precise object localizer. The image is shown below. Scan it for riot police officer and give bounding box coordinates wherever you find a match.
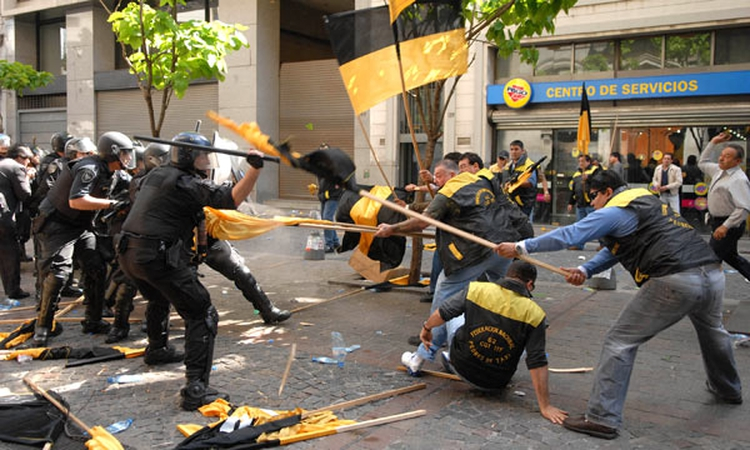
[118,132,264,411]
[31,131,136,346]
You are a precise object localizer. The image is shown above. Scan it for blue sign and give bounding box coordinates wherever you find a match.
[487,70,750,106]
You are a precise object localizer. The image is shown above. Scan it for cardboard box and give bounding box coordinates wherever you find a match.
[348,249,410,283]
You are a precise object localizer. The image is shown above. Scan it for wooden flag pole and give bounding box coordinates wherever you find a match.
[359,190,567,277]
[278,343,296,396]
[304,383,426,417]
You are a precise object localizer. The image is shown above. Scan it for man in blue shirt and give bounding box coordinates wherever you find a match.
[495,170,742,440]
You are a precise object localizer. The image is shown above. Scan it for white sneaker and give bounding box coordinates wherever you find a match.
[401,351,424,376]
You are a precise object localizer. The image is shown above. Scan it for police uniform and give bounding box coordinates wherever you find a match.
[0,155,32,298]
[33,155,113,344]
[119,152,237,410]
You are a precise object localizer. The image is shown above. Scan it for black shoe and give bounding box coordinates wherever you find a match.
[102,305,114,318]
[81,319,111,335]
[180,380,229,411]
[61,286,83,298]
[407,335,421,346]
[8,290,31,300]
[562,415,618,440]
[105,326,130,344]
[325,246,336,254]
[261,307,291,325]
[705,380,743,404]
[144,345,184,365]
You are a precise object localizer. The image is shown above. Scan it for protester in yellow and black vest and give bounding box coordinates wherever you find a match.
[502,140,537,218]
[568,154,601,222]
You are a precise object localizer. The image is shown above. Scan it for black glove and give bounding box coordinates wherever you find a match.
[247,154,264,169]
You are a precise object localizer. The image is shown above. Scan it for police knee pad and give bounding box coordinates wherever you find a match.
[205,305,219,336]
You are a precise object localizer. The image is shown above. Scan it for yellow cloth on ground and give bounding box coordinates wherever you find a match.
[204,207,332,241]
[85,426,124,450]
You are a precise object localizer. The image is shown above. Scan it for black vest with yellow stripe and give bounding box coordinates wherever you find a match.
[436,170,499,275]
[600,188,719,286]
[503,155,537,209]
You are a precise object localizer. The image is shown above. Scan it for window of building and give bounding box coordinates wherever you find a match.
[495,51,534,80]
[665,32,710,68]
[715,27,750,65]
[619,36,662,71]
[39,21,66,76]
[574,41,615,73]
[535,44,572,76]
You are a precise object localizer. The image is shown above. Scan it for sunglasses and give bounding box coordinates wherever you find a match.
[589,190,602,199]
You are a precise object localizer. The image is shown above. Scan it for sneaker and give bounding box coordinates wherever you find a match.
[562,415,618,440]
[401,351,424,376]
[705,380,743,404]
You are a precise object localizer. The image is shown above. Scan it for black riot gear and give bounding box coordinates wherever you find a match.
[144,143,170,171]
[98,131,136,170]
[50,132,73,155]
[170,132,211,170]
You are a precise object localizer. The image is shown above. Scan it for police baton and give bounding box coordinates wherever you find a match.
[134,135,281,164]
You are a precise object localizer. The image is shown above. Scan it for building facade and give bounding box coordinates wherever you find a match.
[0,0,748,223]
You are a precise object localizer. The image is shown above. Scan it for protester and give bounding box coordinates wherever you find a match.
[416,260,568,424]
[502,140,538,217]
[495,170,742,440]
[699,131,750,280]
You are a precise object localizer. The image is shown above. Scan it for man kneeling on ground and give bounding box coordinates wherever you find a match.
[403,260,568,424]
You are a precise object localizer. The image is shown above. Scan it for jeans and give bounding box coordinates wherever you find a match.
[415,252,511,362]
[321,199,339,249]
[586,264,741,429]
[428,251,443,295]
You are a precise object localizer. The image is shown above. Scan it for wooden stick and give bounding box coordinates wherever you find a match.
[549,366,593,374]
[396,366,462,381]
[0,298,78,315]
[54,296,85,317]
[0,316,141,325]
[304,383,426,417]
[23,376,91,432]
[356,114,395,194]
[279,410,426,445]
[290,287,365,314]
[278,343,296,397]
[359,190,567,277]
[298,222,434,239]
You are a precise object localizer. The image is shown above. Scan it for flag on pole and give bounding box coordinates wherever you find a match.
[388,0,415,23]
[577,83,591,155]
[325,1,467,115]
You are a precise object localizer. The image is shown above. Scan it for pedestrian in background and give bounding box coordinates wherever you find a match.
[699,131,750,281]
[316,143,342,253]
[652,152,682,213]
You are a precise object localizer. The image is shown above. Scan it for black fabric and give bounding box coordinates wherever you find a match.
[175,414,301,450]
[335,186,408,270]
[41,156,111,227]
[0,393,66,447]
[281,146,357,193]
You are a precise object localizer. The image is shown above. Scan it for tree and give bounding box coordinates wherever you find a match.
[99,0,249,137]
[403,0,577,283]
[0,61,53,133]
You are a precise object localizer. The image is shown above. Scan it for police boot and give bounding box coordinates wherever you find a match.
[80,270,111,335]
[180,379,229,411]
[144,345,184,365]
[31,275,65,347]
[235,267,291,324]
[105,284,136,344]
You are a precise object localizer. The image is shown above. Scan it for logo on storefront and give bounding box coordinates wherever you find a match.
[503,78,532,109]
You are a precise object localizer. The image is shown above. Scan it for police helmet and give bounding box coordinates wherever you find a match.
[144,143,170,171]
[64,137,97,160]
[170,132,211,170]
[50,132,73,155]
[98,131,136,170]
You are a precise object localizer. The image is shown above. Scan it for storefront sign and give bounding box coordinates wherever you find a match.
[487,70,750,106]
[502,78,532,108]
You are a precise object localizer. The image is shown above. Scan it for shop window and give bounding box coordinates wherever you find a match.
[535,44,572,76]
[574,41,614,73]
[619,36,662,71]
[665,32,710,68]
[716,27,750,65]
[495,51,534,80]
[39,21,66,76]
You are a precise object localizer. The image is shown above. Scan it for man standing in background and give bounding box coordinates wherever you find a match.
[652,152,682,213]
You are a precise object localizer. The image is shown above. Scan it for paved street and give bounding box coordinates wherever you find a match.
[1,209,749,450]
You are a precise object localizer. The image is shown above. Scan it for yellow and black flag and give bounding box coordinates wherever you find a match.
[389,0,416,23]
[577,82,591,155]
[325,1,467,115]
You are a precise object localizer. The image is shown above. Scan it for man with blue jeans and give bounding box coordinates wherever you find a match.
[316,143,342,253]
[496,170,742,440]
[376,159,529,372]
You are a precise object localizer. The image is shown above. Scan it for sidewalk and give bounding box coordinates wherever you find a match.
[0,222,748,449]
